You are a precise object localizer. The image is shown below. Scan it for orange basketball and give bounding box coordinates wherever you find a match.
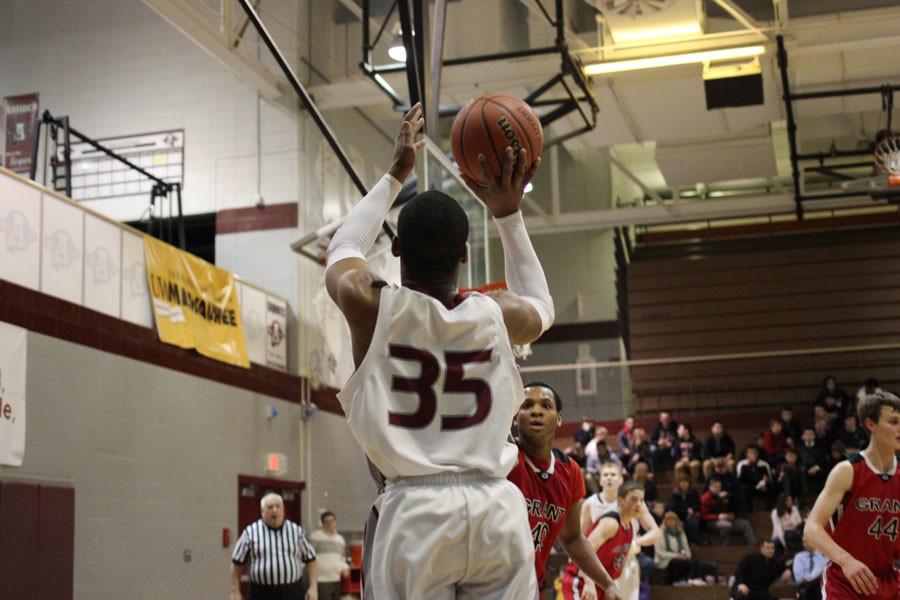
[450,93,543,186]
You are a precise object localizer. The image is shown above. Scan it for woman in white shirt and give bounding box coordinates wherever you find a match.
[770,492,803,551]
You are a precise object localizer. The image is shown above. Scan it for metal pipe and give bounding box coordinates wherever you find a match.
[796,149,872,161]
[235,0,366,198]
[524,73,563,105]
[776,35,804,219]
[237,0,395,239]
[396,0,421,107]
[789,84,900,101]
[61,116,72,199]
[370,46,560,73]
[176,184,186,249]
[28,119,42,181]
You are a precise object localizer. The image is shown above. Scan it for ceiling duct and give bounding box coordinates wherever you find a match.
[600,0,704,45]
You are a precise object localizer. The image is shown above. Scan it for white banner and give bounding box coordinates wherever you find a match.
[0,321,26,466]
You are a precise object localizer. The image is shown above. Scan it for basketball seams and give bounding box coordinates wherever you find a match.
[485,98,536,161]
[455,101,477,182]
[479,103,505,180]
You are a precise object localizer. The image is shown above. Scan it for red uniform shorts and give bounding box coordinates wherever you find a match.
[821,564,900,600]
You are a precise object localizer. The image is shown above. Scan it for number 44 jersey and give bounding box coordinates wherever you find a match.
[338,285,523,480]
[828,451,900,578]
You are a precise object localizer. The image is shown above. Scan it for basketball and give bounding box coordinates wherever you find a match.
[450,92,543,185]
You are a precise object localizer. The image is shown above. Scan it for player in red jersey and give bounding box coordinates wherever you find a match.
[804,391,900,599]
[507,383,620,599]
[561,481,645,600]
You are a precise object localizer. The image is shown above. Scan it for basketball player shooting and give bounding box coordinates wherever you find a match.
[803,391,900,599]
[325,103,554,599]
[507,382,621,599]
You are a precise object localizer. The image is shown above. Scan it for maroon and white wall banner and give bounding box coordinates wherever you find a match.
[3,93,40,174]
[0,321,27,466]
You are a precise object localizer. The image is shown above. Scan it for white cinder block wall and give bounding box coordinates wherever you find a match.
[0,332,311,600]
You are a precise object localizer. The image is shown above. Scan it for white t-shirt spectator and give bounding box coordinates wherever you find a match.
[310,529,347,583]
[770,505,802,545]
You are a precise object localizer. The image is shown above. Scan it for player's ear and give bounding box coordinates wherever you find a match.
[391,236,400,257]
[460,242,469,265]
[556,412,562,427]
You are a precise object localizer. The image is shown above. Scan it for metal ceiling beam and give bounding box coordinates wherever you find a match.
[711,0,769,39]
[142,0,295,113]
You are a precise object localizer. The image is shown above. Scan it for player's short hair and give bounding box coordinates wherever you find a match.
[397,190,468,276]
[523,381,562,412]
[858,390,900,429]
[599,461,622,474]
[320,511,336,523]
[617,480,644,498]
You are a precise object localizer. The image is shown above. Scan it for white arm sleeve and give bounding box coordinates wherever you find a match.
[326,174,403,268]
[493,210,554,332]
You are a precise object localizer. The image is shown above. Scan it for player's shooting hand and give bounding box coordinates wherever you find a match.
[388,102,426,183]
[841,557,879,596]
[462,147,540,218]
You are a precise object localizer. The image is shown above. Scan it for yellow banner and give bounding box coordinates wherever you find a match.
[144,235,250,368]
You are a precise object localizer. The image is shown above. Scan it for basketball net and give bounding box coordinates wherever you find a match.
[841,135,900,194]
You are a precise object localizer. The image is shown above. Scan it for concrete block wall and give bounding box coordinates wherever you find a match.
[0,331,377,599]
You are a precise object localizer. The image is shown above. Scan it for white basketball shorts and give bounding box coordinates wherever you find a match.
[362,472,537,599]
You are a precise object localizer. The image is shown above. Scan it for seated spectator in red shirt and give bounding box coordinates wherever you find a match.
[763,419,790,467]
[700,477,757,546]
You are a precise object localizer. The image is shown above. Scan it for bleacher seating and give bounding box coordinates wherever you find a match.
[627,225,900,415]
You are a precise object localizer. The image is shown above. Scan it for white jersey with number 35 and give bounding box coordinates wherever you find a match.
[338,285,522,480]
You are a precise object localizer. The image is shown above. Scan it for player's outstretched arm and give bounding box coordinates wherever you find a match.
[804,461,879,596]
[578,517,621,600]
[558,501,619,599]
[325,103,424,364]
[634,502,663,546]
[462,148,554,344]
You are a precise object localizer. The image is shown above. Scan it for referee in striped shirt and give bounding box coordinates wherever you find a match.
[230,493,319,600]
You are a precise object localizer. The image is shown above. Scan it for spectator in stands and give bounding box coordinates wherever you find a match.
[650,411,678,470]
[654,512,718,585]
[779,406,803,445]
[565,441,587,469]
[737,446,774,510]
[704,457,748,516]
[763,419,790,467]
[672,423,703,483]
[666,475,701,543]
[625,427,654,474]
[632,461,663,521]
[813,417,832,449]
[775,448,806,499]
[815,375,850,420]
[792,537,827,600]
[574,416,595,448]
[586,439,622,479]
[753,433,770,462]
[854,377,881,415]
[616,415,636,464]
[770,493,802,554]
[731,539,792,600]
[797,428,825,494]
[823,441,846,476]
[584,426,609,465]
[834,413,868,451]
[702,421,736,479]
[700,477,757,545]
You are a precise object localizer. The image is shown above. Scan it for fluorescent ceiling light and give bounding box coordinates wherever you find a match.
[584,45,765,76]
[612,23,703,44]
[388,44,407,63]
